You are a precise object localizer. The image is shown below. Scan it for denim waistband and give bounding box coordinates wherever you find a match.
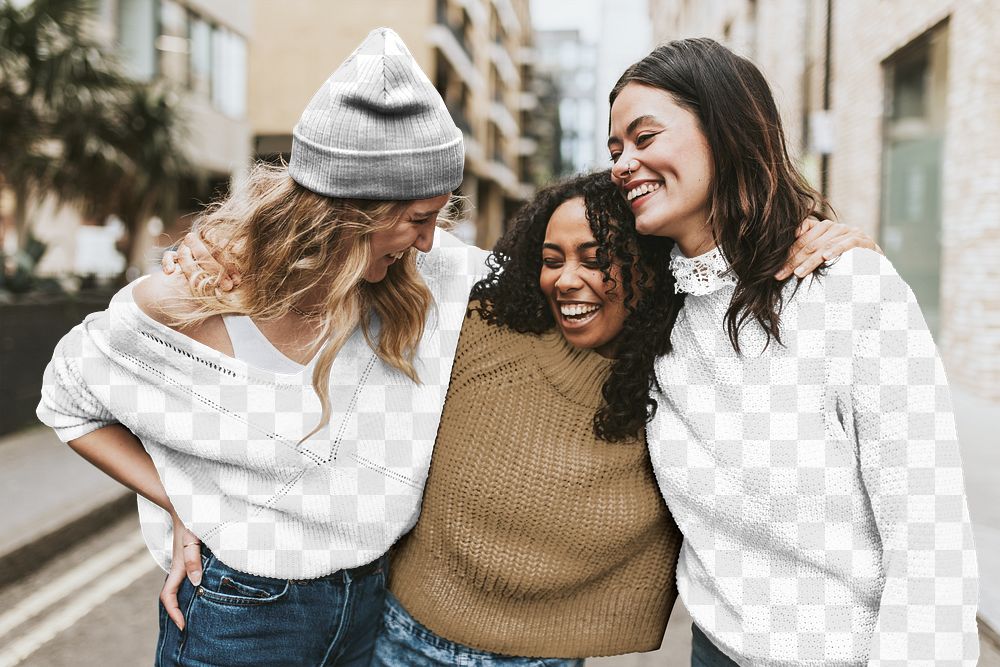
[199,543,386,584]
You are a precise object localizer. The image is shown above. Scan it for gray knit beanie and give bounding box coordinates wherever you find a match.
[288,27,464,200]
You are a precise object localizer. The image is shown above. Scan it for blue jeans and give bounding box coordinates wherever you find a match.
[372,590,584,666]
[691,624,739,667]
[155,546,387,666]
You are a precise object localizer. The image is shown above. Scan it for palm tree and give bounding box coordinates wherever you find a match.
[1,0,125,240]
[0,0,187,275]
[110,83,188,270]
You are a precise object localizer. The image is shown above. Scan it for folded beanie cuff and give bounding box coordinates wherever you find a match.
[291,128,463,157]
[289,133,465,200]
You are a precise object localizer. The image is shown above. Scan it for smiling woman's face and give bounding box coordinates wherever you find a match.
[364,193,450,282]
[539,197,628,358]
[608,82,713,245]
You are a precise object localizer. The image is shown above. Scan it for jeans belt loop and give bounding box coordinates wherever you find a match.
[344,555,383,581]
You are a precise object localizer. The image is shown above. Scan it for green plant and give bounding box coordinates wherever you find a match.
[0,234,60,294]
[0,0,188,277]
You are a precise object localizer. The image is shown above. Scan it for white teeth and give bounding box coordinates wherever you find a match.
[626,182,662,201]
[559,303,600,317]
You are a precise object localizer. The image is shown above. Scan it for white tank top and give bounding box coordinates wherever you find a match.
[221,315,307,374]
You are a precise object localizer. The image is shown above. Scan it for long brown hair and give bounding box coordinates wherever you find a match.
[610,38,826,352]
[169,162,457,437]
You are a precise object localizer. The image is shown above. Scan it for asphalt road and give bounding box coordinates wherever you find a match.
[0,514,996,666]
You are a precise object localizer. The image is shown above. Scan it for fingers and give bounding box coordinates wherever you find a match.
[776,218,835,279]
[160,562,187,631]
[161,250,179,275]
[204,234,242,290]
[819,228,878,260]
[817,238,862,263]
[182,538,203,587]
[189,232,240,291]
[795,225,844,274]
[176,233,236,291]
[177,243,200,284]
[184,232,215,263]
[794,216,820,238]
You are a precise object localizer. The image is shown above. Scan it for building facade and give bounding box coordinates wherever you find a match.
[112,0,253,188]
[249,0,536,249]
[647,0,1000,403]
[532,29,599,177]
[29,0,254,277]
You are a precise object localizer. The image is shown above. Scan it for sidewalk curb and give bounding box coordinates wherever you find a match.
[0,492,134,589]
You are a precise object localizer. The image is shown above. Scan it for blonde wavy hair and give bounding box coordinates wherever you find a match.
[169,162,458,438]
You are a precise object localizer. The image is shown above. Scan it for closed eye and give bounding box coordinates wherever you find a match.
[636,131,659,146]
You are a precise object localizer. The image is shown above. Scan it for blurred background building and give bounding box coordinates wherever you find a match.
[4,0,538,279]
[113,0,253,201]
[19,0,253,280]
[531,0,653,179]
[532,29,598,178]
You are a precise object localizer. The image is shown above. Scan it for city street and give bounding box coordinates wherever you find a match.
[0,510,998,666]
[3,0,1000,665]
[0,514,694,666]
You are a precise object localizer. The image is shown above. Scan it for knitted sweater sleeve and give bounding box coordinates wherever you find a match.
[835,249,979,666]
[36,311,117,442]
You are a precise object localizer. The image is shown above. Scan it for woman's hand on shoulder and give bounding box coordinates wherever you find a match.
[161,232,239,293]
[775,218,884,280]
[133,267,234,356]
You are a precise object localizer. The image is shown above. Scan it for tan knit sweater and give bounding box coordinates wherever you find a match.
[389,308,682,658]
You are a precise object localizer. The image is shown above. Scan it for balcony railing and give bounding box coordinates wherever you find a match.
[436,0,470,55]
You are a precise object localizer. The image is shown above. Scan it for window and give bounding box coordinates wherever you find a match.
[117,0,156,81]
[880,22,949,335]
[156,0,188,86]
[189,14,212,98]
[211,26,247,118]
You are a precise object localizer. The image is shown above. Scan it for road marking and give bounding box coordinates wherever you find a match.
[0,533,156,666]
[0,532,147,640]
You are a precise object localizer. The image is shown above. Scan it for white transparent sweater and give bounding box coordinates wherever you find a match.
[648,246,979,666]
[36,228,489,578]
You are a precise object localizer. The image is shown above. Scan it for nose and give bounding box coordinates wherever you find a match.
[611,153,637,184]
[412,225,435,253]
[555,264,584,292]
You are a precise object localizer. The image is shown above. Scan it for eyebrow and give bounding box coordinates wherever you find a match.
[542,241,600,252]
[607,115,659,148]
[410,209,440,218]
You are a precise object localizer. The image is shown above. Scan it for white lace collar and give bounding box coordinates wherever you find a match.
[669,244,738,296]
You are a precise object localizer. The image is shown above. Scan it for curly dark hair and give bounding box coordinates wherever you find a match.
[470,170,682,441]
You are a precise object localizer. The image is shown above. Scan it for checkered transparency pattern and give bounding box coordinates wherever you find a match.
[648,248,979,666]
[37,228,490,579]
